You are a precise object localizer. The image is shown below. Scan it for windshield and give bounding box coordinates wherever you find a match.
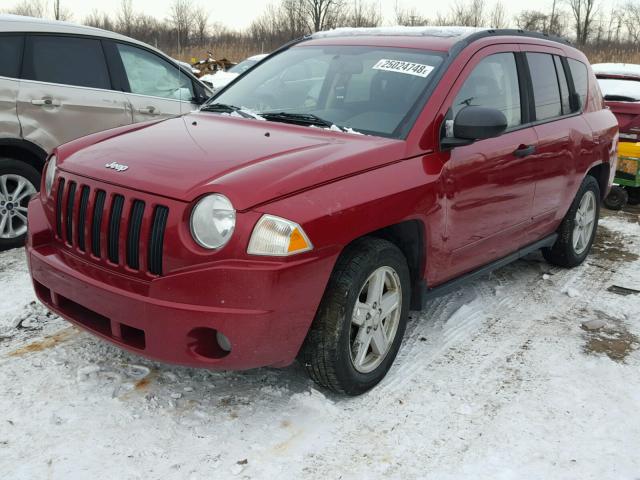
[228,59,259,74]
[598,78,640,101]
[210,45,444,137]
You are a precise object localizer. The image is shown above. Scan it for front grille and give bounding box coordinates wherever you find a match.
[55,179,169,276]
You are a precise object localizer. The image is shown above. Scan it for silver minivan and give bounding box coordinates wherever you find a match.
[0,15,212,248]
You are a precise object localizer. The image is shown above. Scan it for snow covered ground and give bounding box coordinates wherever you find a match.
[1,208,639,480]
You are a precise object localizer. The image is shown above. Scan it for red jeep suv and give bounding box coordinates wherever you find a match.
[26,27,618,395]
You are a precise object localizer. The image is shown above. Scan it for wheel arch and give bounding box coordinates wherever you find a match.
[586,162,610,201]
[0,139,48,173]
[355,220,426,310]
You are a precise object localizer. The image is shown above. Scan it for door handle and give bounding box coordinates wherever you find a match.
[513,144,536,157]
[31,98,61,107]
[138,106,159,115]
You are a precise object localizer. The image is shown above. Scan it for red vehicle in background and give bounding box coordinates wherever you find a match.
[27,28,618,395]
[593,63,640,208]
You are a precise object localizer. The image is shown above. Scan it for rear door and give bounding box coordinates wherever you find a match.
[524,48,591,242]
[17,34,132,154]
[110,42,199,122]
[439,46,539,281]
[0,34,24,140]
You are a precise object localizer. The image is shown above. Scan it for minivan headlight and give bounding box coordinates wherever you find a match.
[190,194,235,249]
[247,215,313,256]
[44,155,57,196]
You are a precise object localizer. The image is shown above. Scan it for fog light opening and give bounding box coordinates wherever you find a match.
[187,327,231,359]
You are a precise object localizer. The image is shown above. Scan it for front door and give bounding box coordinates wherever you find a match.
[440,48,539,281]
[113,42,199,123]
[17,34,132,154]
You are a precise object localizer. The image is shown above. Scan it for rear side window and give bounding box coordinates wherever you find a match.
[24,35,110,89]
[527,53,562,121]
[452,52,521,128]
[0,35,23,79]
[554,56,571,114]
[568,59,588,110]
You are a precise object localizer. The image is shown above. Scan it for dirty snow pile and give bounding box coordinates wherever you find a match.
[0,208,639,479]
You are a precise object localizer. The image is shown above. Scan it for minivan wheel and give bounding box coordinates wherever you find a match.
[603,185,628,210]
[543,175,600,268]
[299,237,410,395]
[0,159,40,250]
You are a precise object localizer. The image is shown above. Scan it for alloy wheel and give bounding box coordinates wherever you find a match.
[573,190,597,255]
[0,174,36,239]
[350,266,402,374]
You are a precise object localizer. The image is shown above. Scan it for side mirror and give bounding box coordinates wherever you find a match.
[441,106,508,148]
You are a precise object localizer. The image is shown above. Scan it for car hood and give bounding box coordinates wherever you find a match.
[57,113,405,210]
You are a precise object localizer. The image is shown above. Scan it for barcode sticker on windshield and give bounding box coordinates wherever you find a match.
[372,59,434,78]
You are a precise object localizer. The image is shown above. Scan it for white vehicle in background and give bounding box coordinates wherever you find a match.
[174,59,200,76]
[200,53,269,90]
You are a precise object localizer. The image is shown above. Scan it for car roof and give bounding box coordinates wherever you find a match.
[592,63,640,78]
[0,14,155,50]
[247,53,269,61]
[306,26,571,53]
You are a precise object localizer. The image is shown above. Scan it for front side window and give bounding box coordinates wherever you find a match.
[452,52,521,128]
[25,35,110,89]
[212,45,444,137]
[0,35,23,79]
[568,59,588,110]
[527,53,562,121]
[117,44,194,101]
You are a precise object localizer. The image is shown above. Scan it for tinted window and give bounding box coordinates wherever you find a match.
[26,35,110,89]
[452,52,521,128]
[527,53,562,121]
[0,35,23,79]
[568,59,588,110]
[554,56,571,114]
[117,44,194,101]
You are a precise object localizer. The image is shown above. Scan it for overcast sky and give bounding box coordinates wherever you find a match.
[11,0,620,30]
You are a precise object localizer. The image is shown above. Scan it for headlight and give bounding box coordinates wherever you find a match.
[190,194,236,249]
[44,155,57,196]
[247,215,313,256]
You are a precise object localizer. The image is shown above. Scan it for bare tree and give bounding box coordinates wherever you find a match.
[193,5,209,46]
[300,0,346,31]
[394,1,429,26]
[568,0,599,44]
[52,0,73,21]
[116,0,135,36]
[348,0,382,27]
[450,0,486,27]
[6,0,46,17]
[489,1,507,28]
[169,0,194,53]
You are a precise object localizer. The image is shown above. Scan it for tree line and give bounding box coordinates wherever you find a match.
[4,0,640,60]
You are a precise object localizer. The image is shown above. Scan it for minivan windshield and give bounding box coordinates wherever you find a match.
[597,78,640,102]
[208,45,444,137]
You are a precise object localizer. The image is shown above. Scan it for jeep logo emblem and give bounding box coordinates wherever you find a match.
[105,162,129,172]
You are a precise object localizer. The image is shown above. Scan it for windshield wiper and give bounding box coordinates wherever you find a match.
[260,112,346,131]
[200,103,259,118]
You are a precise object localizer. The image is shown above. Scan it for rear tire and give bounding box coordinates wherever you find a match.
[0,159,40,251]
[604,185,628,210]
[543,175,600,268]
[627,187,640,206]
[299,237,410,395]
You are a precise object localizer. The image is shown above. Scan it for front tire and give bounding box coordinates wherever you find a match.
[0,159,40,250]
[300,238,410,395]
[543,175,600,268]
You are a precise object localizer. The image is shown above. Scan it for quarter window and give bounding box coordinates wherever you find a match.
[0,35,23,79]
[25,35,110,89]
[527,53,562,121]
[568,58,588,110]
[452,52,521,128]
[117,44,194,101]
